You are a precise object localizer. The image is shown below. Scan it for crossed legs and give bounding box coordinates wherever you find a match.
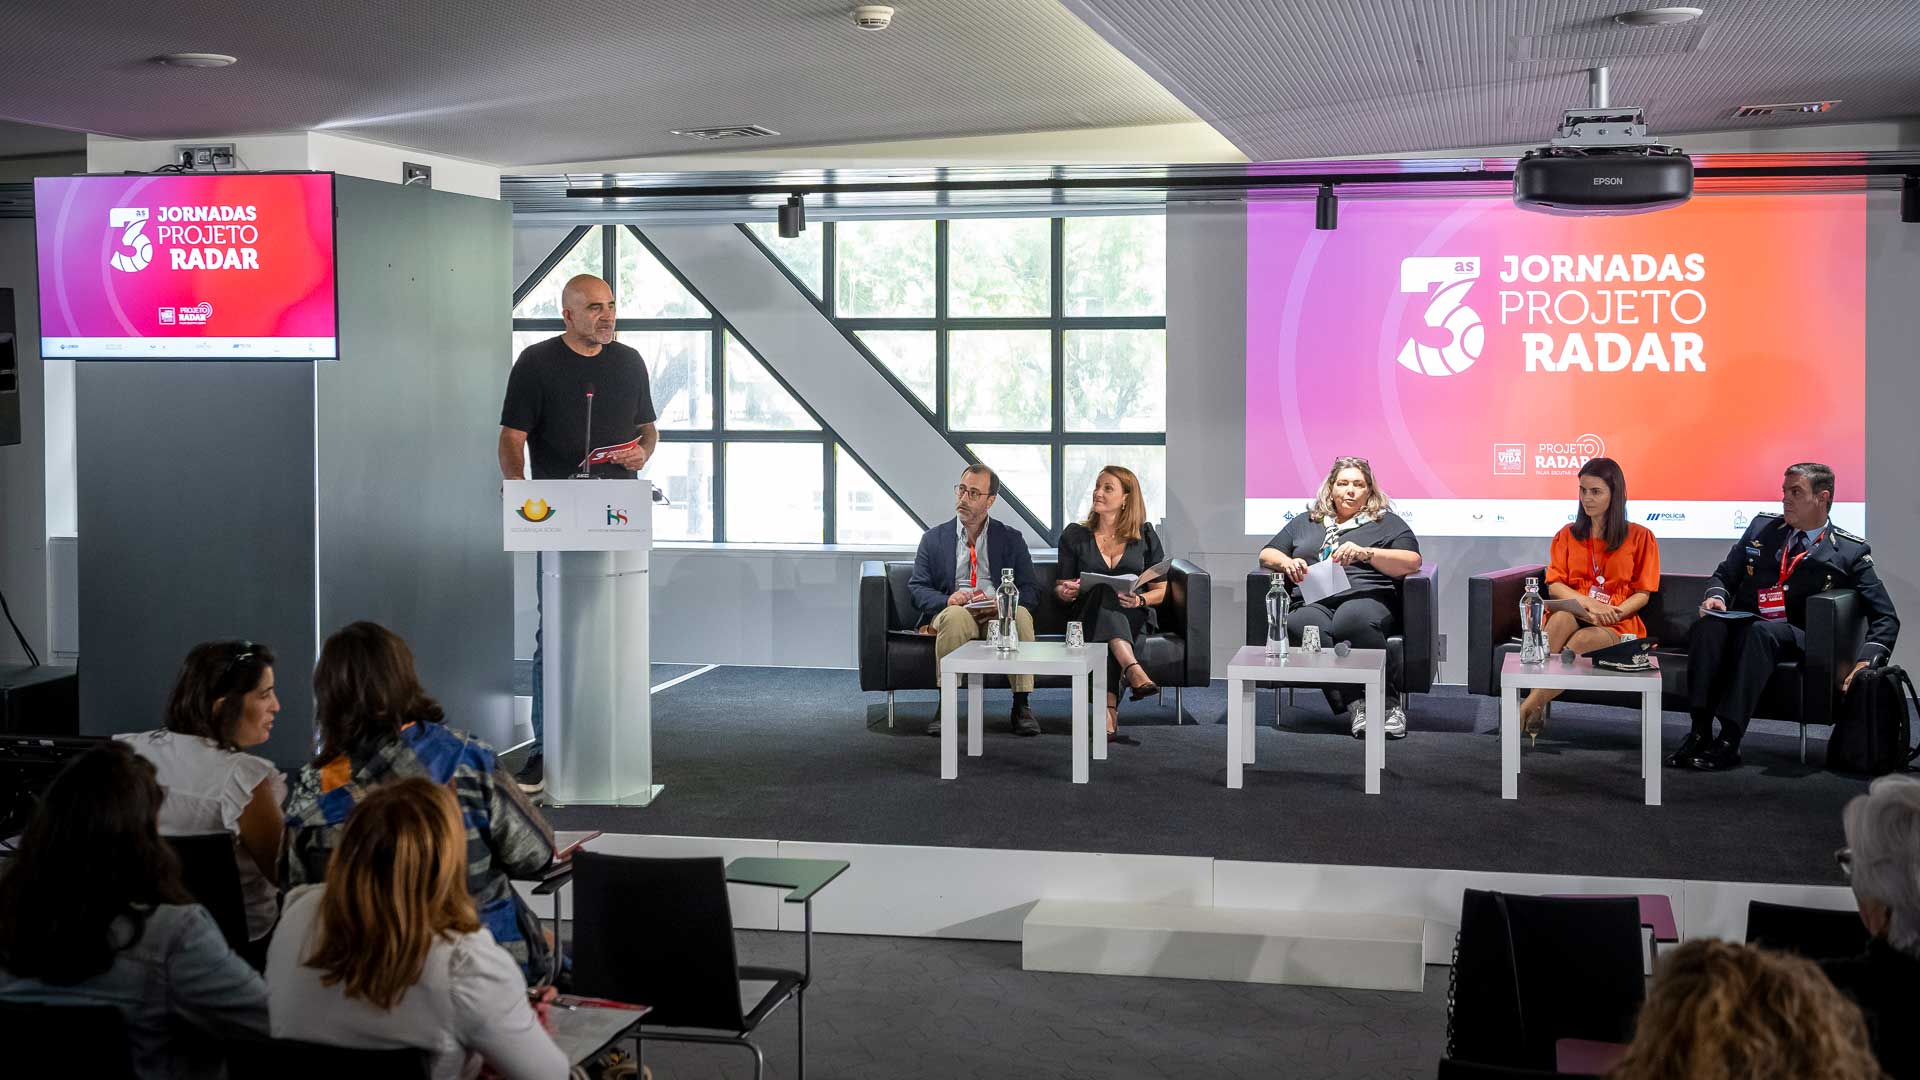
[1518,610,1621,736]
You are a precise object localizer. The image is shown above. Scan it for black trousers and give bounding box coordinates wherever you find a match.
[1686,615,1803,745]
[1073,584,1153,689]
[1289,594,1401,701]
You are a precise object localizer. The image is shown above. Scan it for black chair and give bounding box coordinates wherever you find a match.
[1436,1059,1565,1079]
[1467,567,1866,762]
[226,1038,432,1080]
[1243,562,1439,719]
[859,556,1212,726]
[1447,889,1645,1073]
[571,852,802,1080]
[0,1000,131,1080]
[164,833,249,957]
[1745,899,1871,962]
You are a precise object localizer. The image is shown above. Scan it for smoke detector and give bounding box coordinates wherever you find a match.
[853,5,894,31]
[1614,7,1703,27]
[153,52,238,68]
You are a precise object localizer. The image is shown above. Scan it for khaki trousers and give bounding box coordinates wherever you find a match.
[931,605,1037,692]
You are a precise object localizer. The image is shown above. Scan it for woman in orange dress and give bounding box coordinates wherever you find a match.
[1520,457,1661,741]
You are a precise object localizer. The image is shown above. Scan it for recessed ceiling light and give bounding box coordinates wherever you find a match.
[154,53,238,68]
[1614,7,1704,27]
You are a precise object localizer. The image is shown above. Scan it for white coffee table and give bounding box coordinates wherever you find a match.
[1498,653,1664,805]
[938,640,1107,784]
[1224,645,1387,793]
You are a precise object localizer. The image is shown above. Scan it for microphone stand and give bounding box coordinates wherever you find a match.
[571,385,595,479]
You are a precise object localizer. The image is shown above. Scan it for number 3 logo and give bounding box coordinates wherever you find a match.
[1394,257,1482,376]
[108,207,153,273]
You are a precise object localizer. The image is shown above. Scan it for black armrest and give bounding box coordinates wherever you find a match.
[1161,560,1212,687]
[1802,589,1866,729]
[1469,564,1546,696]
[1245,570,1273,647]
[858,560,891,692]
[1401,562,1439,695]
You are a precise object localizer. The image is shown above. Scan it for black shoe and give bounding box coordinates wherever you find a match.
[1663,732,1710,769]
[927,718,941,737]
[1108,731,1142,747]
[514,754,545,794]
[1011,703,1040,737]
[1689,738,1743,772]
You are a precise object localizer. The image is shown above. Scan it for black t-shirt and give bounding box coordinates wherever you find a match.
[499,336,657,479]
[1262,510,1420,604]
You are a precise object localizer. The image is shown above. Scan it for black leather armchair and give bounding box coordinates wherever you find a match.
[859,557,1212,725]
[1467,566,1866,761]
[1242,563,1440,706]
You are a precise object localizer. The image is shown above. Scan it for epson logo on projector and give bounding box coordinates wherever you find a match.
[1592,176,1626,186]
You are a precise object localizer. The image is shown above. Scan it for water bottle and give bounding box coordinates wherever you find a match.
[1519,577,1547,663]
[1264,572,1290,659]
[994,568,1019,654]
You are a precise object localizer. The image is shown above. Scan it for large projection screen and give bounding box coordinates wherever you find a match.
[1245,193,1866,539]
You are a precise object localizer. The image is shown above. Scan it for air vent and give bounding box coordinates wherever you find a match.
[670,124,780,140]
[1733,100,1840,118]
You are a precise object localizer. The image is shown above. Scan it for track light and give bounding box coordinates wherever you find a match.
[778,194,806,237]
[1314,183,1338,231]
[1903,175,1919,224]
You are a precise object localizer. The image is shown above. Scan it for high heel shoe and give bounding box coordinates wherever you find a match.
[1520,700,1547,747]
[1123,661,1161,703]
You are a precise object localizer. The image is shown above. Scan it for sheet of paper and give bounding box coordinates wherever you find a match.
[1702,608,1757,620]
[1299,559,1349,605]
[1079,572,1140,593]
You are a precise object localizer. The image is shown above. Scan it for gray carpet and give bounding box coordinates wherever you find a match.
[513,661,702,696]
[542,665,1865,886]
[629,929,1450,1080]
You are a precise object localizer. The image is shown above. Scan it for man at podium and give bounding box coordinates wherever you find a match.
[497,273,657,793]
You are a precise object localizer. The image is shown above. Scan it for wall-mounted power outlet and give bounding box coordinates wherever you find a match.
[401,162,433,189]
[173,144,236,171]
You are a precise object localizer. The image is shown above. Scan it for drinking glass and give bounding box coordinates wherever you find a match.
[1065,621,1085,649]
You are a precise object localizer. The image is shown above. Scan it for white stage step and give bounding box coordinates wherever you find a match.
[1022,899,1426,992]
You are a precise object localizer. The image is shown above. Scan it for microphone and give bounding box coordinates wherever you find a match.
[573,383,596,479]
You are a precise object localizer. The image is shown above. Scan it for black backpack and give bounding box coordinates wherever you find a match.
[1828,665,1920,775]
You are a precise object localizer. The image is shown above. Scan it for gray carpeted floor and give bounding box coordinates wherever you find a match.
[541,665,1865,886]
[627,929,1451,1080]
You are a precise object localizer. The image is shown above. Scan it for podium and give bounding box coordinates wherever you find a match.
[503,479,659,806]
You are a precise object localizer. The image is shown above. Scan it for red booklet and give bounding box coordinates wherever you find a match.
[578,439,638,469]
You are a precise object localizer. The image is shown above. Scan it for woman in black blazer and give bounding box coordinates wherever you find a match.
[1055,465,1166,746]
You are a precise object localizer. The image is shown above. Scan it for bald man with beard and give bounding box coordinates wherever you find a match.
[498,273,657,792]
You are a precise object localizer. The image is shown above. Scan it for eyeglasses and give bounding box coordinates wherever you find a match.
[954,485,993,501]
[1835,846,1854,881]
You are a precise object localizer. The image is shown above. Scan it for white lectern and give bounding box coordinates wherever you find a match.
[502,479,658,806]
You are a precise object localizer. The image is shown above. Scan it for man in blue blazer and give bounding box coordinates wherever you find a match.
[909,464,1041,737]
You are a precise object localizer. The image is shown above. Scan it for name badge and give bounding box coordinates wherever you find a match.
[1756,586,1787,621]
[1588,582,1610,602]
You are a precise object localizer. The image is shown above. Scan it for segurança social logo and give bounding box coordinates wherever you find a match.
[1394,257,1484,377]
[517,499,556,523]
[605,505,629,525]
[108,208,153,272]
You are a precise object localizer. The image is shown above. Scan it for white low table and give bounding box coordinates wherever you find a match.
[1225,645,1386,793]
[1498,653,1664,805]
[938,640,1107,784]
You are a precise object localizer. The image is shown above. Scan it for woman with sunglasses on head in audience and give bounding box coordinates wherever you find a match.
[269,778,567,1080]
[282,621,558,985]
[1516,457,1660,744]
[1055,464,1167,746]
[0,742,270,1080]
[118,640,285,959]
[1258,456,1423,738]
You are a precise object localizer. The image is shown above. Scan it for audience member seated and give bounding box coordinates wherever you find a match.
[269,778,567,1080]
[1608,938,1882,1080]
[1056,464,1167,746]
[907,463,1040,738]
[1257,455,1423,738]
[1516,458,1660,743]
[1823,774,1920,1079]
[282,621,558,983]
[1682,461,1899,772]
[0,742,269,1080]
[118,640,286,950]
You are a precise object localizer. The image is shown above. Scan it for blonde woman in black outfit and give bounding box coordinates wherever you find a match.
[1055,465,1166,746]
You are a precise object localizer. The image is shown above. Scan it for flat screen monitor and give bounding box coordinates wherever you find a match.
[33,172,337,360]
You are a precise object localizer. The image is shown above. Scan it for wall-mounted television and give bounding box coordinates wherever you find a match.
[34,172,337,360]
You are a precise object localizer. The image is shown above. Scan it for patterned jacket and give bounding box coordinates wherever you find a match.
[282,721,557,983]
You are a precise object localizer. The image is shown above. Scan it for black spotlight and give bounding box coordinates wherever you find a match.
[1903,175,1919,224]
[778,194,806,238]
[1314,183,1338,231]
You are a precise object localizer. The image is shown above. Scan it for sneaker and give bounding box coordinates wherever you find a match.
[1010,703,1040,737]
[1349,701,1366,739]
[514,754,545,794]
[1385,702,1408,740]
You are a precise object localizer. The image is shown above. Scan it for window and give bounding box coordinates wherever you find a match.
[854,330,936,412]
[948,218,1049,317]
[1064,329,1166,433]
[746,223,823,298]
[1064,215,1166,316]
[835,220,935,317]
[510,225,924,545]
[947,330,1050,432]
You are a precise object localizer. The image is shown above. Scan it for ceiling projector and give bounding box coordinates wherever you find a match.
[1513,97,1693,216]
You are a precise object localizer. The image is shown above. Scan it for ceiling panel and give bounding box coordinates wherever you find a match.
[0,0,1199,167]
[1059,0,1920,160]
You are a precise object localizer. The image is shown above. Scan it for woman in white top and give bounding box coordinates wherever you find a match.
[119,640,285,946]
[267,777,567,1080]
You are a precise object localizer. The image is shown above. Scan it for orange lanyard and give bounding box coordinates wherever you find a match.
[1778,529,1823,586]
[968,540,978,589]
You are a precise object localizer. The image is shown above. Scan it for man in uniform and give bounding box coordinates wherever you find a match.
[1675,462,1899,771]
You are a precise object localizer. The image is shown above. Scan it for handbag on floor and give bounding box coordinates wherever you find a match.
[1827,664,1920,775]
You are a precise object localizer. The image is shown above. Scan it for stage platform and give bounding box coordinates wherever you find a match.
[545,665,1865,889]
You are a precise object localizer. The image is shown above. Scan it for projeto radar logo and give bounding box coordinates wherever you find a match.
[517,499,556,523]
[1394,256,1484,377]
